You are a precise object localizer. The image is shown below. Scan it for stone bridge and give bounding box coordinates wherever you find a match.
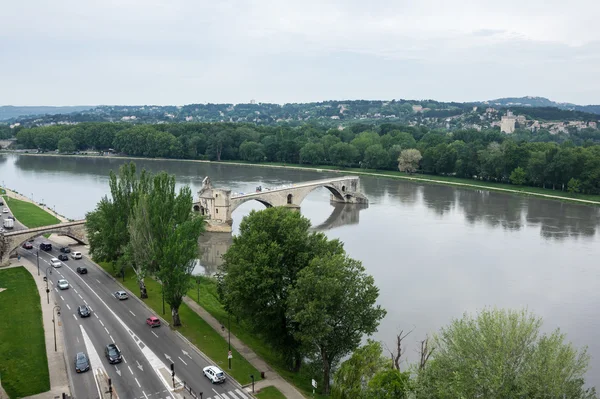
[0,220,87,265]
[193,175,368,232]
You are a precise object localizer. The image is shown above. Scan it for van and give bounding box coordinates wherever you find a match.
[2,219,14,229]
[40,242,53,251]
[71,251,82,259]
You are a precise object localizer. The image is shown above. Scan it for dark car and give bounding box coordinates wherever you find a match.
[75,352,90,373]
[60,247,71,253]
[7,216,15,220]
[78,305,91,318]
[105,344,122,364]
[22,242,33,249]
[76,267,88,274]
[40,242,52,251]
[58,254,69,261]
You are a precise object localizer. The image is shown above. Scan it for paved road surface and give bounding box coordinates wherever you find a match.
[18,238,250,399]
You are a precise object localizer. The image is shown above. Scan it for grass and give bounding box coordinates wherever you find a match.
[2,196,61,227]
[97,262,260,385]
[188,276,328,399]
[256,386,286,399]
[0,267,50,397]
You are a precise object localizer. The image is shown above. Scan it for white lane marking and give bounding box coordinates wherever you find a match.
[78,294,83,299]
[235,389,249,399]
[60,295,64,300]
[110,335,115,343]
[76,336,80,344]
[213,388,224,398]
[96,279,101,284]
[122,355,127,364]
[177,356,187,366]
[142,391,148,399]
[73,314,77,320]
[104,327,110,335]
[80,325,104,399]
[64,264,175,399]
[50,280,54,285]
[128,365,134,375]
[221,393,230,399]
[99,320,105,327]
[54,288,58,292]
[115,365,121,376]
[66,304,71,310]
[94,313,98,318]
[74,288,78,294]
[135,377,141,388]
[136,360,144,371]
[151,331,158,338]
[129,310,136,317]
[229,391,241,399]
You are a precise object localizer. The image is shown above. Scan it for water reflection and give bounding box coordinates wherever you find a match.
[311,203,368,231]
[526,201,600,240]
[194,232,233,275]
[455,189,525,231]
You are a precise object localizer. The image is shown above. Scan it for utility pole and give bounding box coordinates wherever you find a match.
[52,306,61,352]
[170,363,175,388]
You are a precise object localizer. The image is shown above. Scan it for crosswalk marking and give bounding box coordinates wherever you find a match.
[228,391,240,399]
[205,391,249,399]
[235,389,248,399]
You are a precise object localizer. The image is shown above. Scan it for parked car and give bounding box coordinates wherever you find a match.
[76,267,88,274]
[146,316,161,328]
[58,254,69,261]
[114,291,128,300]
[50,258,62,268]
[78,305,91,318]
[57,279,69,290]
[2,208,8,213]
[203,366,226,384]
[60,247,71,253]
[71,251,82,259]
[22,242,33,249]
[75,352,90,373]
[40,242,53,251]
[7,215,14,220]
[105,344,122,364]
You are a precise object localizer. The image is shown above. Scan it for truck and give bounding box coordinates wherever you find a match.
[3,218,14,229]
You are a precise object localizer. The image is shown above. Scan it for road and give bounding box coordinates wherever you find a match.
[17,237,251,399]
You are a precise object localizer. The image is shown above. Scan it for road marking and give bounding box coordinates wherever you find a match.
[213,388,224,398]
[136,360,144,371]
[104,326,110,335]
[54,288,58,292]
[79,325,104,399]
[182,350,192,359]
[76,336,80,344]
[220,393,230,399]
[50,280,54,285]
[78,294,83,299]
[235,389,249,399]
[94,313,98,318]
[135,377,141,387]
[110,335,115,343]
[96,279,101,284]
[165,354,172,362]
[66,304,71,310]
[60,295,64,300]
[84,300,88,305]
[229,391,241,399]
[122,355,127,363]
[178,356,187,366]
[128,365,134,375]
[129,310,136,317]
[151,331,158,338]
[74,289,78,294]
[73,314,77,320]
[115,365,121,376]
[142,391,148,399]
[99,319,105,327]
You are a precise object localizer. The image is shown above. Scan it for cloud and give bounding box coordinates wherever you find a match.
[1,0,599,105]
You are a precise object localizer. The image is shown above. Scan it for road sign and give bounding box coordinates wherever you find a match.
[228,350,232,359]
[312,379,317,388]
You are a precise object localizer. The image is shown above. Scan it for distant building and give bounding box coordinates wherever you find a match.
[412,105,423,112]
[500,111,516,133]
[589,121,597,129]
[485,107,497,113]
[185,116,193,122]
[472,106,478,112]
[250,99,256,104]
[516,115,527,124]
[330,115,340,120]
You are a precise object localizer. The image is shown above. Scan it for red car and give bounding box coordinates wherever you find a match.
[146,316,161,328]
[22,242,33,249]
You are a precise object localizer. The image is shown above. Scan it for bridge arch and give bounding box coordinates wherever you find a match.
[297,184,345,204]
[229,197,274,214]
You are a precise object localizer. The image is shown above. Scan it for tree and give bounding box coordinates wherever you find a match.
[509,166,527,185]
[329,142,359,167]
[57,137,75,153]
[397,149,422,173]
[366,369,412,399]
[332,340,389,399]
[221,207,344,371]
[239,141,266,162]
[416,308,596,399]
[287,254,386,394]
[362,144,389,170]
[300,142,325,165]
[568,178,581,193]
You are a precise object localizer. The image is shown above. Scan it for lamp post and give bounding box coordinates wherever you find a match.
[45,266,53,304]
[250,375,255,393]
[228,312,231,370]
[52,306,61,352]
[37,250,40,276]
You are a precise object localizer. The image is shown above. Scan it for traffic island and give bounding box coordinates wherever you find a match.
[95,368,119,399]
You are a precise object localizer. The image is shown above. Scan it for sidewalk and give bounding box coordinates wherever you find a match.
[182,297,306,399]
[4,257,72,399]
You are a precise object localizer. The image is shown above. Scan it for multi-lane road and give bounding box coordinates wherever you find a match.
[16,237,251,399]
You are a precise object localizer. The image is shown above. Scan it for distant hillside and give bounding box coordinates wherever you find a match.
[0,105,94,121]
[482,97,600,115]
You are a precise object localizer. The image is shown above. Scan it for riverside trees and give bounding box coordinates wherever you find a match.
[219,207,385,393]
[86,162,204,325]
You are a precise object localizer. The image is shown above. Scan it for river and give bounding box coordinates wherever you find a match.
[1,153,599,383]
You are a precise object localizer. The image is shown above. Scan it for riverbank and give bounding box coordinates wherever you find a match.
[5,151,600,206]
[1,187,70,226]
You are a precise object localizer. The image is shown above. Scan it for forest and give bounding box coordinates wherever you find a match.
[11,121,600,195]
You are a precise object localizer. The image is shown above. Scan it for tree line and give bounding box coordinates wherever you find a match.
[12,121,600,194]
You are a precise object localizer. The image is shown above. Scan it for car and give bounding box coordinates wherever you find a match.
[75,352,90,373]
[76,266,88,274]
[22,242,33,249]
[7,215,14,220]
[203,366,226,384]
[40,242,52,251]
[78,305,91,317]
[58,254,69,261]
[105,344,122,364]
[146,316,161,328]
[2,208,8,213]
[50,258,62,268]
[71,251,82,260]
[114,291,128,300]
[60,247,71,253]
[57,279,69,290]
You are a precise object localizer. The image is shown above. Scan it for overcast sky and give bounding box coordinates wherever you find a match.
[1,0,599,106]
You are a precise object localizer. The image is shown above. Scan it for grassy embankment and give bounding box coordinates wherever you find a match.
[2,196,61,227]
[0,267,50,397]
[256,386,286,399]
[97,262,260,386]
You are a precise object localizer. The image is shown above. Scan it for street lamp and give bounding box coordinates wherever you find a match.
[45,266,53,304]
[37,249,40,276]
[52,306,61,352]
[228,312,231,370]
[250,375,255,393]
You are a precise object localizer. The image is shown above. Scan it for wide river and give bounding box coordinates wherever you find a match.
[2,154,599,383]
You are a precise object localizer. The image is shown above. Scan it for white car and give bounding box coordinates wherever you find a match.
[50,258,62,268]
[114,291,128,300]
[71,251,82,260]
[2,208,8,213]
[203,366,226,384]
[57,279,69,290]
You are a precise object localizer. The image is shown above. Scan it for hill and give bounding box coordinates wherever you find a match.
[0,106,95,121]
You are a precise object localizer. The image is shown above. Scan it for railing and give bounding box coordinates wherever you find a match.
[181,380,200,398]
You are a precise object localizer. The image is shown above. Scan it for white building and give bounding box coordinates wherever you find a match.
[500,111,516,134]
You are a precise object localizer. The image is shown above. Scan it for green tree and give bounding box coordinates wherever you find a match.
[287,254,386,394]
[366,369,412,399]
[362,144,389,170]
[509,166,527,185]
[527,150,548,187]
[417,308,596,399]
[351,131,380,158]
[397,149,422,173]
[57,137,76,153]
[332,340,389,399]
[239,141,266,162]
[329,142,359,167]
[300,142,325,165]
[221,207,344,371]
[567,178,581,193]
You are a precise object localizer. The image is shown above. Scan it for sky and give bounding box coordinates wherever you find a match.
[1,0,599,106]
